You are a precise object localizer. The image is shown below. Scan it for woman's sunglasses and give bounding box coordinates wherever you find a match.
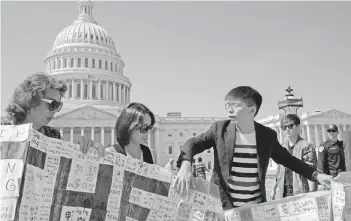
[281,124,295,130]
[42,98,63,112]
[138,124,153,134]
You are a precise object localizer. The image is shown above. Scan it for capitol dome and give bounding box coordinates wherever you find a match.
[52,0,117,52]
[44,0,131,111]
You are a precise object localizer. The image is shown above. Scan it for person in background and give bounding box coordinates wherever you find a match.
[105,102,155,164]
[318,124,346,177]
[270,114,317,200]
[174,86,334,209]
[192,158,197,177]
[194,157,210,180]
[6,72,103,155]
[165,158,174,171]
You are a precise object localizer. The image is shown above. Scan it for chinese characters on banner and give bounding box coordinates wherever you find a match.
[0,124,225,221]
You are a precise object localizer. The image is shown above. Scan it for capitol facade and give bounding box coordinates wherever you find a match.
[6,1,350,173]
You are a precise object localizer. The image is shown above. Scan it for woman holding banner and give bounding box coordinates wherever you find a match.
[6,72,67,139]
[106,102,155,164]
[5,72,103,155]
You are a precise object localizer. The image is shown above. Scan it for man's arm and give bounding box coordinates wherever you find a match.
[271,137,315,180]
[176,123,217,167]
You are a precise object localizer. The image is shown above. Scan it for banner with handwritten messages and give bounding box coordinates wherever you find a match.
[335,172,351,221]
[0,124,225,221]
[224,181,347,221]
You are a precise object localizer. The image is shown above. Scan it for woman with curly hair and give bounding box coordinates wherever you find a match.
[106,102,155,163]
[6,72,67,138]
[6,72,106,156]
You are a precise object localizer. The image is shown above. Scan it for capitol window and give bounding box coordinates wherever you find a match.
[110,62,113,71]
[76,84,81,98]
[99,60,102,69]
[58,59,61,69]
[92,84,96,99]
[115,63,117,73]
[179,132,183,137]
[70,58,74,68]
[53,61,56,70]
[168,145,173,154]
[85,58,88,68]
[64,58,67,68]
[69,84,72,98]
[105,61,108,70]
[84,84,88,98]
[78,58,81,67]
[100,85,104,99]
[92,59,95,68]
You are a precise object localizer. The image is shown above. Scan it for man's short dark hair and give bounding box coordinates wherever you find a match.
[115,102,155,146]
[224,86,262,116]
[280,114,301,126]
[198,157,202,162]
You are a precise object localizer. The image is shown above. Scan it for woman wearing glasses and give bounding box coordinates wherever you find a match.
[106,102,155,163]
[6,72,66,139]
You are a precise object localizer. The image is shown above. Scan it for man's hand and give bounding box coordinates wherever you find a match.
[172,161,193,196]
[316,173,334,189]
[77,136,105,157]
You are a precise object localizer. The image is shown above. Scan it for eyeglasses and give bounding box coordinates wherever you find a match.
[225,103,243,111]
[42,98,63,112]
[281,124,295,130]
[138,124,153,134]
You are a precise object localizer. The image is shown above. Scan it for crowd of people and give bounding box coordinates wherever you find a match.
[4,72,347,210]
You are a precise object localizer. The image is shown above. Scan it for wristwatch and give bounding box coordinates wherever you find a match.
[311,170,321,182]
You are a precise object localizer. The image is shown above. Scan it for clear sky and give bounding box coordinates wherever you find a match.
[1,1,351,120]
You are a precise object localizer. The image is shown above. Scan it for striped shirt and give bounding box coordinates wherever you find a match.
[228,130,263,207]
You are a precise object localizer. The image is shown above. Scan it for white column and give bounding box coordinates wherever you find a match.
[90,80,93,100]
[60,128,64,138]
[125,86,128,104]
[338,125,342,140]
[71,79,75,100]
[91,127,95,140]
[81,127,84,136]
[148,133,151,147]
[111,127,115,145]
[279,127,283,144]
[101,127,105,145]
[128,87,130,103]
[155,127,159,164]
[119,85,122,102]
[321,124,327,142]
[113,83,116,102]
[306,124,312,143]
[314,124,320,147]
[70,127,74,142]
[98,80,101,100]
[301,125,306,139]
[106,81,109,101]
[80,79,84,100]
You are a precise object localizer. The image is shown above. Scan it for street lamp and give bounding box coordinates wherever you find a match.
[278,86,303,115]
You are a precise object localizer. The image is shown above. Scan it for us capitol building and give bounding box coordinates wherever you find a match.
[6,1,351,174]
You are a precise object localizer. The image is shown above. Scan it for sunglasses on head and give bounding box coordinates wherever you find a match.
[281,124,295,130]
[42,98,63,112]
[138,124,153,134]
